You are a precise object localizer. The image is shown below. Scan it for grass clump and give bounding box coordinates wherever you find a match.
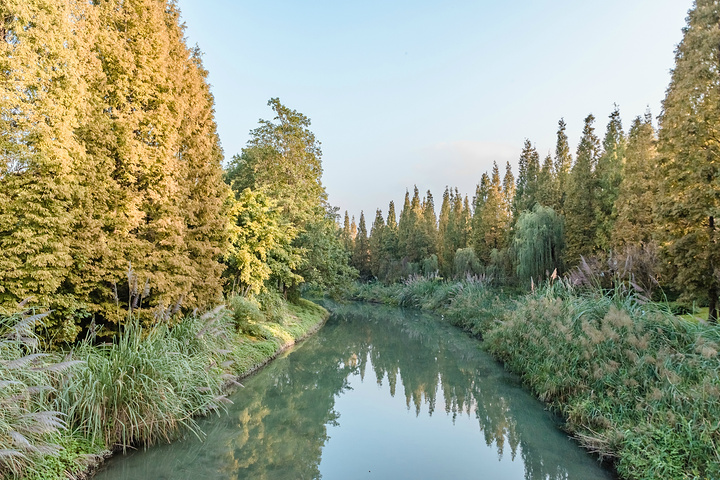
[484,282,720,480]
[57,309,234,452]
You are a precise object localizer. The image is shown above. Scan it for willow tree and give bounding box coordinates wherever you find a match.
[657,0,720,322]
[514,205,565,284]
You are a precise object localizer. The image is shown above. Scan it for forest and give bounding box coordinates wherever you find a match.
[1,0,719,479]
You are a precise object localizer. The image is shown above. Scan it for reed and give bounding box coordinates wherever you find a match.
[485,282,720,480]
[57,308,233,452]
[0,305,80,478]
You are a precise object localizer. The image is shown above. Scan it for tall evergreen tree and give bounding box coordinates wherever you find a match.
[421,190,438,259]
[341,211,353,252]
[368,209,386,278]
[397,190,413,260]
[352,211,371,279]
[536,154,555,207]
[613,114,658,247]
[513,139,540,216]
[564,114,601,265]
[502,162,516,216]
[656,0,720,322]
[553,118,573,214]
[595,106,626,250]
[471,173,491,260]
[475,163,510,262]
[437,188,453,276]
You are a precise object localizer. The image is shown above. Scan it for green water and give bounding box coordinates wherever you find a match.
[94,301,615,480]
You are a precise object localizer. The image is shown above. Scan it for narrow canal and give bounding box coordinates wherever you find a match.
[94,301,615,480]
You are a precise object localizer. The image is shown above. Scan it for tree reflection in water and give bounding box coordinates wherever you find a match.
[94,301,614,480]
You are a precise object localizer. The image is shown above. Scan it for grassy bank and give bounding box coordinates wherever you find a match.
[350,277,720,480]
[0,295,328,480]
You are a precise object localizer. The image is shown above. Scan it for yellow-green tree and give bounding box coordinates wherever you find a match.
[613,114,657,248]
[656,0,720,322]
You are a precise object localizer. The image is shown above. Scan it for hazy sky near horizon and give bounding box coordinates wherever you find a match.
[176,0,693,219]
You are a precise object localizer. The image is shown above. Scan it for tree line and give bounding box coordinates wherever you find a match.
[0,0,352,342]
[345,0,720,324]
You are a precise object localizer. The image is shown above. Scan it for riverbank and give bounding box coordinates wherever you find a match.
[0,296,329,480]
[350,278,720,480]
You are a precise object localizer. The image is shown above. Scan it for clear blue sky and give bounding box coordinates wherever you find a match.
[176,0,692,219]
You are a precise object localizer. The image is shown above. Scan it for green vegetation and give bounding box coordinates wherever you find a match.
[0,296,328,479]
[485,283,720,480]
[351,275,720,479]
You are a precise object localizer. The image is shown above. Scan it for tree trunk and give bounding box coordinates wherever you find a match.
[709,216,718,323]
[709,284,718,323]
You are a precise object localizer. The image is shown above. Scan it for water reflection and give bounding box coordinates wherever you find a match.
[94,301,614,480]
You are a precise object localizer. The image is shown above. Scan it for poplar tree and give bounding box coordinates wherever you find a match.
[564,114,601,265]
[595,106,626,251]
[657,0,720,322]
[613,114,657,247]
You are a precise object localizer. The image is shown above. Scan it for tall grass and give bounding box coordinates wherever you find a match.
[485,281,720,480]
[0,306,79,478]
[57,308,234,451]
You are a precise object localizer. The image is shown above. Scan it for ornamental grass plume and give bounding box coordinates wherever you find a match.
[0,304,81,478]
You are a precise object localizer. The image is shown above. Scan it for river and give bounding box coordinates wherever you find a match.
[94,301,615,480]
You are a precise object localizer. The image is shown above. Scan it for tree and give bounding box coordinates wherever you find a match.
[226,98,353,294]
[553,118,573,214]
[513,139,540,216]
[564,114,600,266]
[437,188,453,276]
[352,211,371,279]
[613,113,657,248]
[536,154,555,207]
[475,163,511,263]
[368,209,386,278]
[226,98,326,229]
[656,0,720,322]
[224,188,293,296]
[595,106,626,251]
[340,211,353,252]
[514,205,565,285]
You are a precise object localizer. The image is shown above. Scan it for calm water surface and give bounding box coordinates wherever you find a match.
[94,301,615,480]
